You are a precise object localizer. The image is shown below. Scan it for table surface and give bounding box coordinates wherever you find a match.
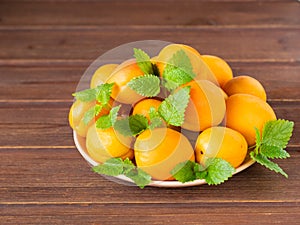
[1,0,300,224]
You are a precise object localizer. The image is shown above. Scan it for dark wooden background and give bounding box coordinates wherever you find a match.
[0,0,299,224]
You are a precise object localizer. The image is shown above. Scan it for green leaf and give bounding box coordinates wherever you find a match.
[124,168,152,189]
[148,107,163,129]
[204,158,235,185]
[96,105,120,129]
[250,152,288,178]
[95,83,114,105]
[92,158,124,176]
[170,160,196,183]
[163,49,195,90]
[254,127,262,148]
[72,88,96,102]
[158,86,191,126]
[260,145,290,159]
[114,114,149,136]
[82,104,103,125]
[128,75,160,97]
[122,158,136,174]
[262,119,294,149]
[133,48,153,74]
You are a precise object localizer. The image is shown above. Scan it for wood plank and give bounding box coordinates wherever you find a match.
[0,101,299,147]
[0,28,299,62]
[1,62,299,101]
[1,203,299,225]
[0,1,299,27]
[0,149,299,203]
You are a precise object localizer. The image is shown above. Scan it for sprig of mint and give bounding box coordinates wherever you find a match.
[72,83,114,103]
[250,119,294,178]
[158,86,190,126]
[96,105,121,129]
[114,114,149,136]
[133,48,153,74]
[162,49,196,91]
[92,158,151,188]
[171,158,235,185]
[127,74,160,97]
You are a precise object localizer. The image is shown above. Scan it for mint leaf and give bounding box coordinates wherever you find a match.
[148,107,163,129]
[171,158,235,185]
[96,105,120,129]
[125,168,152,189]
[163,49,195,90]
[262,119,294,148]
[82,104,103,125]
[92,157,152,189]
[260,145,290,159]
[95,83,114,106]
[114,114,149,136]
[73,88,96,102]
[128,75,160,97]
[171,160,196,183]
[158,86,190,126]
[251,119,293,178]
[204,158,235,185]
[250,152,288,178]
[134,48,153,74]
[92,158,124,176]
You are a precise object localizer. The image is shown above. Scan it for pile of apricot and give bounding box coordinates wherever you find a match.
[69,43,276,181]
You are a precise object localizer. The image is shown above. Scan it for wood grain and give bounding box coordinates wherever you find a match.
[0,1,299,27]
[0,149,299,202]
[0,28,299,62]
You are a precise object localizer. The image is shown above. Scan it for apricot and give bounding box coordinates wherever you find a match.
[90,64,118,89]
[195,127,248,168]
[132,98,162,120]
[223,75,267,101]
[69,100,96,137]
[202,55,233,88]
[156,44,218,84]
[106,59,145,104]
[225,94,276,146]
[181,80,226,132]
[134,128,195,180]
[86,124,133,163]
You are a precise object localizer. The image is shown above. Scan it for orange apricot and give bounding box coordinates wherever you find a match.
[195,127,248,168]
[225,94,276,146]
[86,124,133,163]
[132,98,162,120]
[90,64,118,89]
[134,128,195,180]
[223,75,267,101]
[181,80,226,132]
[202,55,233,88]
[106,59,145,104]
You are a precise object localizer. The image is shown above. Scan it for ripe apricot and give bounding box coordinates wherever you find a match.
[195,127,248,168]
[106,59,145,104]
[156,44,218,84]
[86,124,133,163]
[223,75,267,101]
[225,94,276,146]
[181,80,226,132]
[69,100,97,137]
[90,64,118,89]
[202,55,233,88]
[132,98,162,120]
[134,128,195,180]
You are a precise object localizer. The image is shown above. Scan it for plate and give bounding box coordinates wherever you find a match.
[73,130,255,188]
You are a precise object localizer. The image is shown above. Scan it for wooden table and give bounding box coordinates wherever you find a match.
[1,0,299,224]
